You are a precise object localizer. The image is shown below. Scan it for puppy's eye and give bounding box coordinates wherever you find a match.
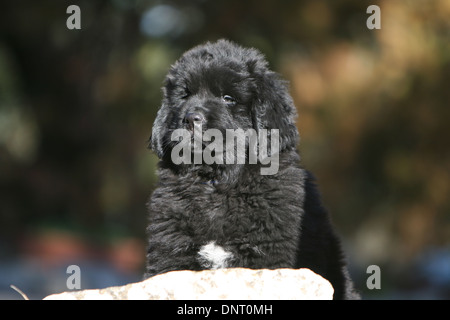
[222,95,236,106]
[182,87,191,99]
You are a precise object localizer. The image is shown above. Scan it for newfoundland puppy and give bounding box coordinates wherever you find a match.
[145,39,359,299]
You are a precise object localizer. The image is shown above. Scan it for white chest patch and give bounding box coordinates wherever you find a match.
[197,241,233,269]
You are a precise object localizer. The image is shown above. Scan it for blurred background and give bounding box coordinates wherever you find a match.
[0,0,449,299]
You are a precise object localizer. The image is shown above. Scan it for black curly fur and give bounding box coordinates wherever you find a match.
[145,39,359,299]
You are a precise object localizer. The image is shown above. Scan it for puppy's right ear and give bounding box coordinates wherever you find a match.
[150,77,175,158]
[149,102,168,159]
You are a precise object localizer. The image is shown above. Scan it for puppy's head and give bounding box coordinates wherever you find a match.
[150,39,299,167]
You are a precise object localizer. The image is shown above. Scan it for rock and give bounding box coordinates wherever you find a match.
[43,268,333,300]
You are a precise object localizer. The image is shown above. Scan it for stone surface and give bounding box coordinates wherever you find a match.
[43,268,333,300]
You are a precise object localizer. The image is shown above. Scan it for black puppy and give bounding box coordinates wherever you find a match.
[146,39,359,299]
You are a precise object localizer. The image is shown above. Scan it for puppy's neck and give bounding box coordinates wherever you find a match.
[159,161,246,188]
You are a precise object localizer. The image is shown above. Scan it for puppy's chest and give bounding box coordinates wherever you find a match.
[151,182,303,241]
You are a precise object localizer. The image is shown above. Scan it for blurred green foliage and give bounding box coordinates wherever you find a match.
[0,0,449,296]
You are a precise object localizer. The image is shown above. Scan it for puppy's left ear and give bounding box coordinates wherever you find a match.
[252,71,299,151]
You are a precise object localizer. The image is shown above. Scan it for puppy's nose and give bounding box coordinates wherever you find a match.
[184,112,205,127]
